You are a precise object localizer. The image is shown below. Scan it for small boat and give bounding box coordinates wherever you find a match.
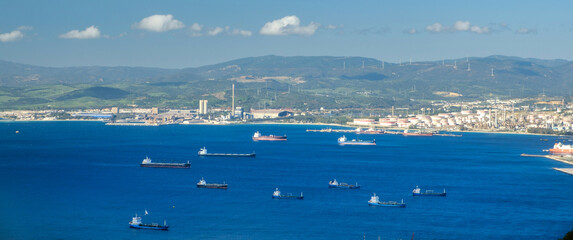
[252,131,287,141]
[367,193,405,207]
[196,177,228,189]
[328,179,360,189]
[272,188,303,199]
[412,186,446,196]
[197,147,256,157]
[140,156,190,168]
[129,213,169,230]
[338,135,376,146]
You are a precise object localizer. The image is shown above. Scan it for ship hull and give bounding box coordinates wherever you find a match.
[198,153,256,157]
[339,142,376,146]
[253,136,287,141]
[368,202,406,207]
[549,149,573,154]
[197,184,228,189]
[329,184,360,189]
[129,224,169,230]
[272,195,304,200]
[140,163,190,168]
[413,192,446,197]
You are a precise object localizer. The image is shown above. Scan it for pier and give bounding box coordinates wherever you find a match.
[554,168,573,176]
[521,154,573,175]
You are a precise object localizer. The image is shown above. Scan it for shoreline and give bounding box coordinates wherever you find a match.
[0,118,564,137]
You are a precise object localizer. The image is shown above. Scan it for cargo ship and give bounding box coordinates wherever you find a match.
[196,177,228,189]
[328,179,360,189]
[337,135,376,146]
[367,193,406,207]
[140,156,190,168]
[197,147,256,157]
[129,213,169,230]
[402,129,433,136]
[412,186,446,196]
[252,131,287,141]
[272,188,303,199]
[549,142,573,154]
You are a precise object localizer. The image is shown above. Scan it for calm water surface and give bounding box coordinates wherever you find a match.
[1,121,572,239]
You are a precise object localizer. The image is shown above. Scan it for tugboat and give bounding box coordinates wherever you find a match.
[252,131,287,141]
[272,188,304,199]
[328,179,360,189]
[367,193,406,207]
[337,135,376,146]
[412,186,446,196]
[197,147,256,157]
[129,213,169,230]
[196,177,228,189]
[140,156,190,168]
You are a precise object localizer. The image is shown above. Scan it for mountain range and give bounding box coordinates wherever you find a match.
[0,55,571,110]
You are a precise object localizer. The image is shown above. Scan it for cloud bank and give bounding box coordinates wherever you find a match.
[189,23,251,37]
[134,14,185,32]
[260,15,320,36]
[426,21,490,34]
[59,25,101,39]
[0,30,24,42]
[516,28,537,34]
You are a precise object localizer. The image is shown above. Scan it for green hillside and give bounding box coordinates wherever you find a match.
[0,55,571,110]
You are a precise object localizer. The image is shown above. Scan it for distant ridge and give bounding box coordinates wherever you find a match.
[0,55,572,109]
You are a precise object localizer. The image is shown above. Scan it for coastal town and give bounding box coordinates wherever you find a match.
[2,97,573,135]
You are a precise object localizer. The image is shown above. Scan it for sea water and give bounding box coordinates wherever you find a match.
[1,121,572,239]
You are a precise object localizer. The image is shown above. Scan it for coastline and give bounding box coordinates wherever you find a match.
[1,118,563,137]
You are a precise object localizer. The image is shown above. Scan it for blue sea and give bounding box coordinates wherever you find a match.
[1,121,572,240]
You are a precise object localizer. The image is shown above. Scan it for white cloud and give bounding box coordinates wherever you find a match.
[189,23,251,37]
[453,21,470,31]
[426,21,489,34]
[470,26,490,34]
[0,30,24,42]
[325,24,343,30]
[229,29,252,37]
[208,26,226,36]
[516,28,537,34]
[406,28,417,34]
[59,25,101,39]
[426,23,445,32]
[260,15,320,36]
[134,14,185,32]
[17,26,33,31]
[190,23,203,31]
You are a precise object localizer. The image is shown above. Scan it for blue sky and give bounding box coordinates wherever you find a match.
[0,0,572,68]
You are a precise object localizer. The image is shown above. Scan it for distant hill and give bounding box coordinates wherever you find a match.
[0,55,571,110]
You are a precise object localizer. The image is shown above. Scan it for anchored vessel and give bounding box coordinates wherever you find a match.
[412,186,446,196]
[549,142,573,154]
[252,131,287,141]
[337,135,376,146]
[140,156,190,168]
[367,193,406,207]
[328,179,360,189]
[272,188,303,199]
[129,214,169,230]
[196,177,228,189]
[197,147,256,157]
